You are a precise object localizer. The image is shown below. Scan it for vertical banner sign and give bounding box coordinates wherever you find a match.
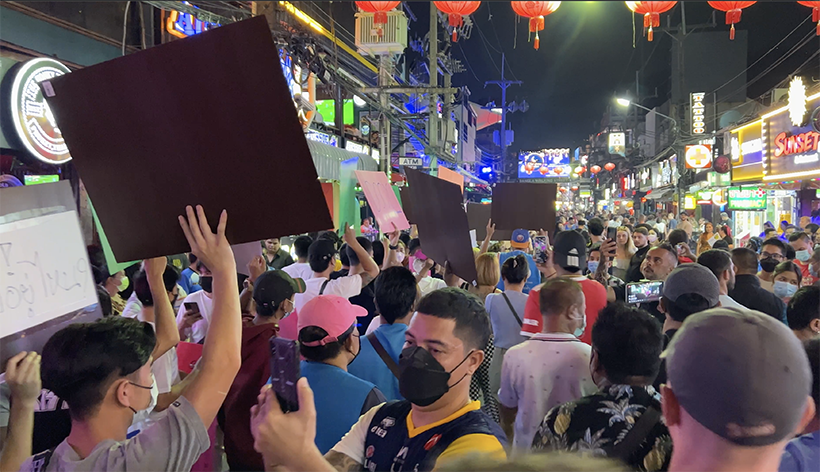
[691,92,706,135]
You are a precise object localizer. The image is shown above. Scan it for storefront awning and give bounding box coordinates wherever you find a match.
[306,139,378,181]
[647,186,675,200]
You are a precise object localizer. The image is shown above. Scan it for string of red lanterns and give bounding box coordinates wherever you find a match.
[798,1,820,35]
[510,1,561,50]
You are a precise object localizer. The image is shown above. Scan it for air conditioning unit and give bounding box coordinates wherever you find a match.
[355,11,408,56]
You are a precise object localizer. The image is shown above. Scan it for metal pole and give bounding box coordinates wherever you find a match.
[500,54,507,161]
[378,55,391,174]
[428,3,438,154]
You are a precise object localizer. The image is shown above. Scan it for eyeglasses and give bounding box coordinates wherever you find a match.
[760,252,785,260]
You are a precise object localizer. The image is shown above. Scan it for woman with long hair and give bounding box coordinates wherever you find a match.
[697,221,715,256]
[717,224,734,249]
[613,226,636,280]
[773,260,802,304]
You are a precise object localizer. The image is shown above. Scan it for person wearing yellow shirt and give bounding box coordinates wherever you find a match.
[250,287,507,472]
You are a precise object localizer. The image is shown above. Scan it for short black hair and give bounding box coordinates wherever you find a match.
[731,247,759,272]
[804,338,820,409]
[591,302,663,384]
[785,245,796,261]
[577,219,587,227]
[662,294,717,323]
[399,232,411,247]
[667,229,689,247]
[764,228,778,236]
[188,253,198,265]
[789,231,812,244]
[374,267,417,324]
[787,286,820,330]
[133,264,180,307]
[338,243,350,267]
[415,287,491,351]
[633,226,650,236]
[588,218,604,237]
[761,237,787,255]
[697,249,732,280]
[293,235,313,259]
[41,317,156,420]
[318,231,341,250]
[805,223,819,235]
[299,324,354,362]
[408,238,422,256]
[372,240,385,267]
[501,254,529,284]
[347,237,372,266]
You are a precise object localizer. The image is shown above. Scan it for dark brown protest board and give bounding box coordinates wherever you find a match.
[42,16,332,262]
[491,182,557,239]
[400,187,415,224]
[405,169,477,284]
[466,203,513,242]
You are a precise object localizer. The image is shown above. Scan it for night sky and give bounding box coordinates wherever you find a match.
[402,1,819,152]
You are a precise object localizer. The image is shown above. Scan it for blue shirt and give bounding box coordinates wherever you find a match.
[300,361,385,454]
[496,251,540,294]
[485,291,528,350]
[178,267,201,295]
[348,323,407,401]
[780,431,819,472]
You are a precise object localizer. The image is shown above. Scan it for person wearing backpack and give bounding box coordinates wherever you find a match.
[498,278,597,455]
[485,254,530,401]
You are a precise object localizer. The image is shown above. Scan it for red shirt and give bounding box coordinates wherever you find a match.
[795,260,817,287]
[521,276,608,345]
[222,323,278,471]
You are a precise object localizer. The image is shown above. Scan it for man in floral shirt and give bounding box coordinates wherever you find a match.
[532,302,671,471]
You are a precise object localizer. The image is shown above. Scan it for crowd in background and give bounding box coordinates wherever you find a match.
[0,204,819,472]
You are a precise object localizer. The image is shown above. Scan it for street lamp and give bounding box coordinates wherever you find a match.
[616,98,631,107]
[615,97,677,130]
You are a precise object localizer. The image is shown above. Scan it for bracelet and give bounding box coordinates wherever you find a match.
[389,244,399,250]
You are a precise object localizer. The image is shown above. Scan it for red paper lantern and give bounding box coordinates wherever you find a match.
[559,187,567,193]
[590,165,602,174]
[356,1,401,37]
[571,186,579,191]
[510,1,561,50]
[798,1,820,36]
[434,1,481,42]
[604,162,616,171]
[625,2,677,41]
[708,1,756,40]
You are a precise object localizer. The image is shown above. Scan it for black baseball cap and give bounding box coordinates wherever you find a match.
[253,270,306,312]
[308,239,336,265]
[553,230,586,271]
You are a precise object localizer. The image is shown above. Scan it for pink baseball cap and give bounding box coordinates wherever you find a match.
[297,295,366,347]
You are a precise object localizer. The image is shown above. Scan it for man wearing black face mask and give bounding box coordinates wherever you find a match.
[250,288,507,472]
[757,238,787,292]
[175,261,213,343]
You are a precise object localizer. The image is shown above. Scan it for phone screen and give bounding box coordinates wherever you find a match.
[269,337,300,413]
[533,236,549,264]
[184,302,199,313]
[606,227,618,241]
[626,281,664,304]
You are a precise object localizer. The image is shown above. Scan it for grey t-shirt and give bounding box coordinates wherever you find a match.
[19,396,208,472]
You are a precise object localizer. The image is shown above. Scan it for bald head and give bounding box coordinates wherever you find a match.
[539,277,585,317]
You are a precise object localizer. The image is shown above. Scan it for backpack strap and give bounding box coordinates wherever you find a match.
[29,448,54,472]
[500,293,523,327]
[319,279,330,295]
[366,332,401,379]
[605,406,662,463]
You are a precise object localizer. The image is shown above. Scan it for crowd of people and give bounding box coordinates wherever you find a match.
[0,206,819,472]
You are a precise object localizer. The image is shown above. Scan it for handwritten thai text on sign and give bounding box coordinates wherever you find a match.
[0,211,97,338]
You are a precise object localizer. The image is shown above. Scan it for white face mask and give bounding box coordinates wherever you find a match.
[573,309,587,338]
[129,374,158,429]
[648,235,658,243]
[773,280,798,299]
[395,252,406,263]
[190,272,200,285]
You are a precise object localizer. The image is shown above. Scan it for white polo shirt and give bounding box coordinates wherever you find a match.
[498,332,597,452]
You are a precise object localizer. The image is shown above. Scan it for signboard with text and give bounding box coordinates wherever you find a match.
[727,187,767,211]
[764,95,820,181]
[730,121,764,183]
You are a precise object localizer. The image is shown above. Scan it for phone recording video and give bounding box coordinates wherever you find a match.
[269,337,300,413]
[184,301,200,314]
[626,281,664,304]
[533,235,549,264]
[606,226,618,241]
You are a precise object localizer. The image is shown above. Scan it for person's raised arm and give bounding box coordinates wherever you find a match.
[240,256,267,317]
[382,228,400,269]
[343,223,380,288]
[479,218,495,256]
[0,352,40,472]
[145,257,180,360]
[415,258,435,284]
[178,205,241,428]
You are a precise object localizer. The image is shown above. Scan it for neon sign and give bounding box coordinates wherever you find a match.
[788,77,807,127]
[166,7,220,38]
[691,92,706,134]
[773,131,820,158]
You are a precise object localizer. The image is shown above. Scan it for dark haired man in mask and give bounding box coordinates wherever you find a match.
[250,287,507,472]
[757,238,787,292]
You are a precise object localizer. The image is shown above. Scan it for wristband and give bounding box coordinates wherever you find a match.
[389,244,399,250]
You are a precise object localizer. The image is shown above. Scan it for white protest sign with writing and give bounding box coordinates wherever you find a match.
[0,211,97,338]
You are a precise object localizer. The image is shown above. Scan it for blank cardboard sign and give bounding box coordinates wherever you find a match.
[400,187,415,224]
[491,183,557,239]
[405,169,477,284]
[42,16,332,262]
[467,203,513,242]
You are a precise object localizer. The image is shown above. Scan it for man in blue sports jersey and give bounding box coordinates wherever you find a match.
[251,287,507,472]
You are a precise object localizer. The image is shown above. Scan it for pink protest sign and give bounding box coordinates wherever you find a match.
[355,171,410,232]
